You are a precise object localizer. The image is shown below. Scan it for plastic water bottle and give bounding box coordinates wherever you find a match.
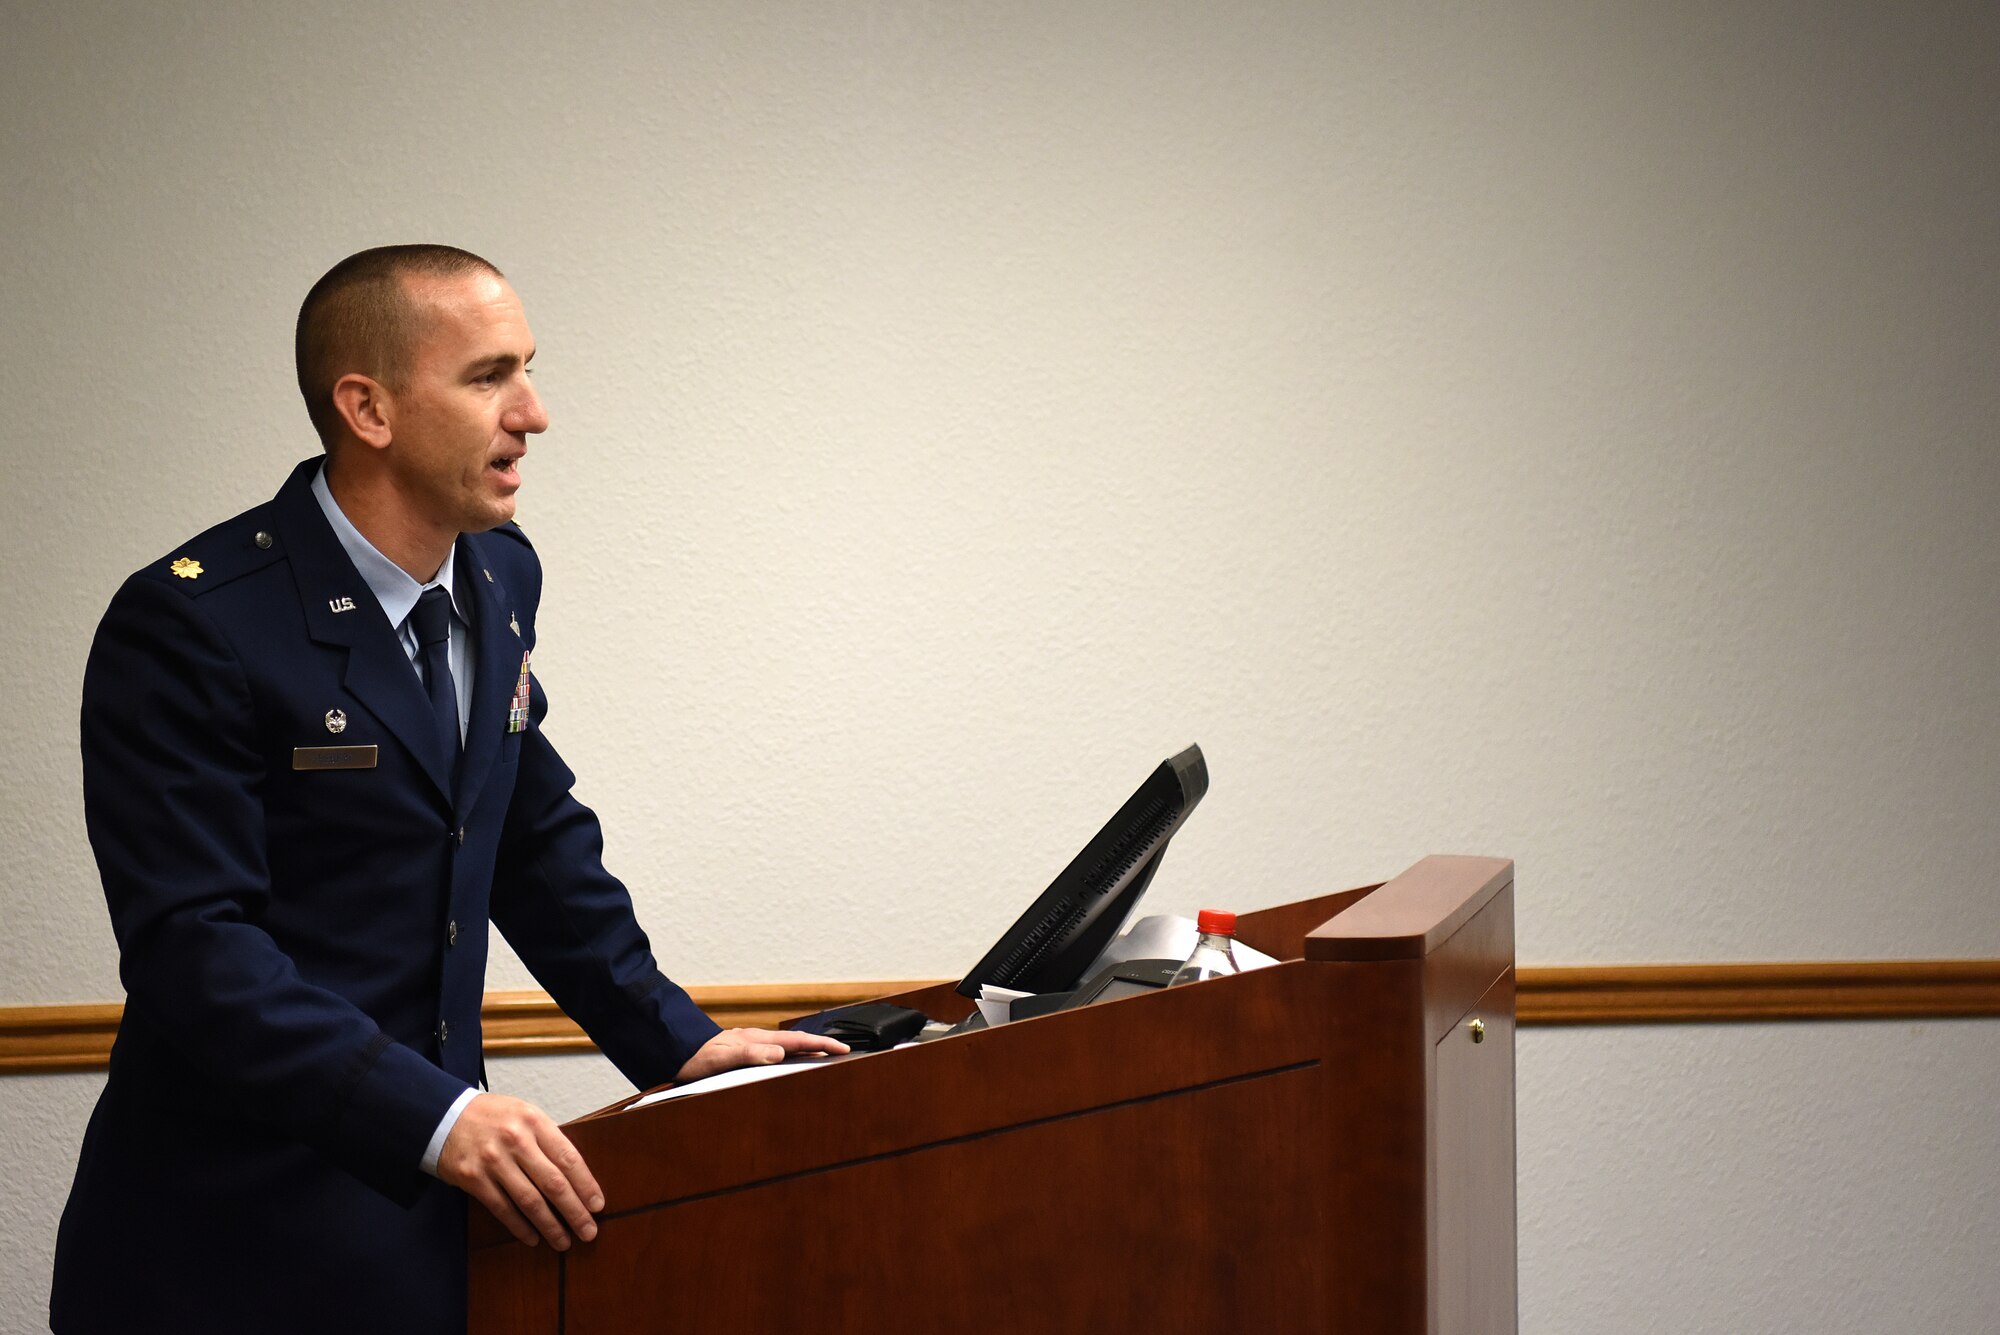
[1168,909,1240,985]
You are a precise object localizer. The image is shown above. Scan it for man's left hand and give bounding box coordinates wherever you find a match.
[674,1027,849,1083]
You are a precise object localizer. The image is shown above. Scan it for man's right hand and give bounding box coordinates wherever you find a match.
[436,1093,603,1251]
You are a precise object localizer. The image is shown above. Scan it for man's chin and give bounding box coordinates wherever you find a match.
[463,497,518,534]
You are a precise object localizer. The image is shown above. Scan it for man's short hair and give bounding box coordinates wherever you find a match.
[295,244,504,447]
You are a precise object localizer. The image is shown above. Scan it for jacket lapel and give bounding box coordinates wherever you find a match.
[273,461,455,807]
[453,536,518,821]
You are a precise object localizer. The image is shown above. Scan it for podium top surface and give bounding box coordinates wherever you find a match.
[1304,855,1513,961]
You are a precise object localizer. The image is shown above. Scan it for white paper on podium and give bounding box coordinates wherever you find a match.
[976,984,1032,1028]
[627,1055,832,1109]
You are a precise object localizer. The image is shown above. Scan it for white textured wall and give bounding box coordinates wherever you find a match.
[2,2,1996,1332]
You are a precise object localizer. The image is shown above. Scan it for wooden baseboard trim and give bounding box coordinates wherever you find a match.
[1517,960,2000,1025]
[0,1002,122,1075]
[5,960,1997,1075]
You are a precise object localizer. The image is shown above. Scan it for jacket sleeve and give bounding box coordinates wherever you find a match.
[82,574,467,1202]
[489,671,721,1091]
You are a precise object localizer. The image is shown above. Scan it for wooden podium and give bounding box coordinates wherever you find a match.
[469,854,1517,1334]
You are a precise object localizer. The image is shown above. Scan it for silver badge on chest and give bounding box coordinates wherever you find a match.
[324,708,348,735]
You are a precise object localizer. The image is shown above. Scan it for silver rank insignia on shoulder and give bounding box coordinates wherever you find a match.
[329,596,356,613]
[325,708,348,734]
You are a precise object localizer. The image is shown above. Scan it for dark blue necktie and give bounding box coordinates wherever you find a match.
[411,586,460,775]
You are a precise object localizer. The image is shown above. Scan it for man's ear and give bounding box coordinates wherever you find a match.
[331,373,394,449]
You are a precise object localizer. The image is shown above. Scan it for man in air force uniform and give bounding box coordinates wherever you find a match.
[52,245,842,1333]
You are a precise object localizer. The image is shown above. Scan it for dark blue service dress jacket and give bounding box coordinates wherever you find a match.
[51,458,719,1334]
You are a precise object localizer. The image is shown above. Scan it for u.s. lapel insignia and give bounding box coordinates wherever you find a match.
[170,557,203,580]
[328,596,357,614]
[507,650,532,733]
[325,708,347,735]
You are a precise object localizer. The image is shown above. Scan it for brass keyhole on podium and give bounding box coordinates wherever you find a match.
[1468,1018,1486,1043]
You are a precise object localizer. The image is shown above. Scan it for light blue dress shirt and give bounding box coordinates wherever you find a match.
[310,465,475,744]
[309,464,481,1174]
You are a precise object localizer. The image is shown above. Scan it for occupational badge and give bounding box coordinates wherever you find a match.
[170,557,203,580]
[325,709,347,735]
[507,651,532,733]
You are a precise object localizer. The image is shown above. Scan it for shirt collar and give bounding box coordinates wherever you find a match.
[310,462,466,631]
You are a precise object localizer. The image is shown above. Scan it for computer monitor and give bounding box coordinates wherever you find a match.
[955,744,1208,998]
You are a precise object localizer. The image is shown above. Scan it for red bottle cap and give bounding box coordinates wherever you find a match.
[1196,909,1236,935]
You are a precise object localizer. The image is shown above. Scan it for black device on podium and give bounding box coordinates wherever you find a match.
[955,743,1208,998]
[788,744,1208,1041]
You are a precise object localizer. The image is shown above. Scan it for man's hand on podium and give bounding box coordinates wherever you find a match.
[438,1093,603,1252]
[439,1033,849,1251]
[674,1027,849,1082]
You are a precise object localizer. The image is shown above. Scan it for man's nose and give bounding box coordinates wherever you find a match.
[507,379,550,435]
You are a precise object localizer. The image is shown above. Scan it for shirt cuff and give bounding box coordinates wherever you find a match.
[420,1086,481,1177]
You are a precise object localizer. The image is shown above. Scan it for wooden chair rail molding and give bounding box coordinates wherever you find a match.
[4,961,1999,1074]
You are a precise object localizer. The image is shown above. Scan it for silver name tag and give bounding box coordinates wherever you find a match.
[292,745,378,771]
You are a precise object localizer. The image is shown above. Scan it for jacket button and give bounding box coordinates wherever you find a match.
[447,919,459,947]
[254,531,273,550]
[437,1020,450,1045]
